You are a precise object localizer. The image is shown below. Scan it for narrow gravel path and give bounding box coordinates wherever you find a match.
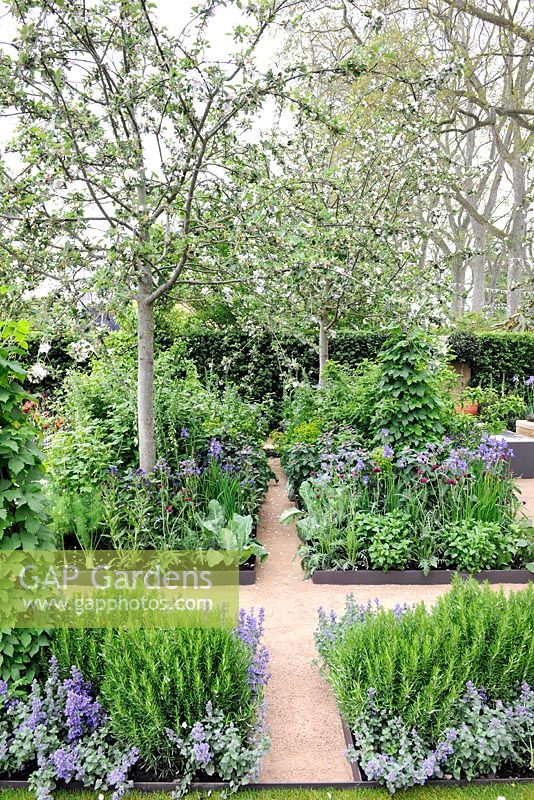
[240,460,534,783]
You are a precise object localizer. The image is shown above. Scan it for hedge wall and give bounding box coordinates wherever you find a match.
[182,330,317,402]
[182,329,534,403]
[448,331,534,388]
[21,324,534,405]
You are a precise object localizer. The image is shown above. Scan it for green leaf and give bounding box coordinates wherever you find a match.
[279,507,303,525]
[7,457,25,474]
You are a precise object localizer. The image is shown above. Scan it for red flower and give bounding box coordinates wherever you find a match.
[372,466,382,473]
[165,505,173,513]
[445,478,457,485]
[420,477,429,484]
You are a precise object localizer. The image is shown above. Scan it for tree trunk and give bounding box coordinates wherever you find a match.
[451,257,466,318]
[137,286,156,472]
[507,152,526,318]
[318,317,329,388]
[469,221,486,313]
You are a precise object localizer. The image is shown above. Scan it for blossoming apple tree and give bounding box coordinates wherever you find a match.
[0,0,335,470]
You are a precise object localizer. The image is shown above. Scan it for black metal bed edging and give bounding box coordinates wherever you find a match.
[1,777,534,793]
[311,568,533,586]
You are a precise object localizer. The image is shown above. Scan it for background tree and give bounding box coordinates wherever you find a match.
[209,79,449,383]
[296,0,533,321]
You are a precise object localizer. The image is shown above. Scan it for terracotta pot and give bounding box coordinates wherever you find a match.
[454,401,479,416]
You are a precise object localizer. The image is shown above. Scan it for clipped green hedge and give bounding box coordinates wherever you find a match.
[182,329,534,403]
[448,331,534,387]
[181,330,389,403]
[182,329,317,402]
[22,324,534,404]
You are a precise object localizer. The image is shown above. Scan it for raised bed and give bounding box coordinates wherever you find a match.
[311,568,533,585]
[340,717,534,788]
[239,557,257,585]
[499,430,534,477]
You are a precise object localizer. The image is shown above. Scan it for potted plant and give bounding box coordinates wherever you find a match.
[454,385,485,416]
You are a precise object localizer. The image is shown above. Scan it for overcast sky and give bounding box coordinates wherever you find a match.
[0,0,278,66]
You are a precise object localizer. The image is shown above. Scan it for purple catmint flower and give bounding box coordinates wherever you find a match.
[108,747,139,788]
[525,375,534,387]
[26,691,46,731]
[190,722,205,742]
[180,427,190,438]
[392,603,412,620]
[63,667,103,740]
[0,680,8,696]
[53,747,79,781]
[193,742,212,767]
[236,608,270,693]
[109,465,118,476]
[383,445,394,458]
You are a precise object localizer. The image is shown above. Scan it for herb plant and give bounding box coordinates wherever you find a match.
[316,579,534,741]
[0,658,138,800]
[49,609,270,785]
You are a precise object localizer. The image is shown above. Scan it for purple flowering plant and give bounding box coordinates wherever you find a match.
[523,375,534,418]
[317,581,534,792]
[350,681,534,792]
[163,608,270,798]
[0,657,138,800]
[282,428,526,574]
[100,441,271,551]
[166,700,268,798]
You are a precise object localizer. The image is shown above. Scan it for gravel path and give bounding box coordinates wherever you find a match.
[240,460,534,784]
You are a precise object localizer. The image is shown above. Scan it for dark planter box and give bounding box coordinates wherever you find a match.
[340,717,534,788]
[311,568,533,585]
[239,559,256,585]
[68,563,256,587]
[501,431,534,478]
